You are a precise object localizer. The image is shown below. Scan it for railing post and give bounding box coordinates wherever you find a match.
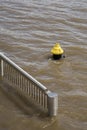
[47,92,58,117]
[1,59,4,77]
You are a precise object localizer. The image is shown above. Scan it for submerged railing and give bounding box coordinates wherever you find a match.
[0,53,58,117]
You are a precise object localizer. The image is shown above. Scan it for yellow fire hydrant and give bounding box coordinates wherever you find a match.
[51,43,64,60]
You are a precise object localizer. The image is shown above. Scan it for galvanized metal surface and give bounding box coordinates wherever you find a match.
[0,53,58,116]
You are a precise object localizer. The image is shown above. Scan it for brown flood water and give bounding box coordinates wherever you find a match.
[0,0,87,130]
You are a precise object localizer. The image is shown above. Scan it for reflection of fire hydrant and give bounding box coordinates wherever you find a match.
[51,43,64,60]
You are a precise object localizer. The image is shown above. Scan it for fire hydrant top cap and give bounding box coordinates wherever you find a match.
[51,43,64,55]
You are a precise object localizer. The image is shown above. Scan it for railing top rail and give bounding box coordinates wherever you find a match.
[0,53,47,91]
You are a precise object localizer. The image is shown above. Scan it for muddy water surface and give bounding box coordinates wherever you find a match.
[0,0,87,130]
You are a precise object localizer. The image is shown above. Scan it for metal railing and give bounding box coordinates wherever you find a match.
[0,53,58,117]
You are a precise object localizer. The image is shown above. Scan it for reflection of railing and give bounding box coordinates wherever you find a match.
[0,53,58,117]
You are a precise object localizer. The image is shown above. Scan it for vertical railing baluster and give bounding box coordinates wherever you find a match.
[26,79,28,93]
[39,89,40,104]
[1,59,4,77]
[18,73,20,88]
[7,63,9,81]
[20,75,22,89]
[4,61,6,78]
